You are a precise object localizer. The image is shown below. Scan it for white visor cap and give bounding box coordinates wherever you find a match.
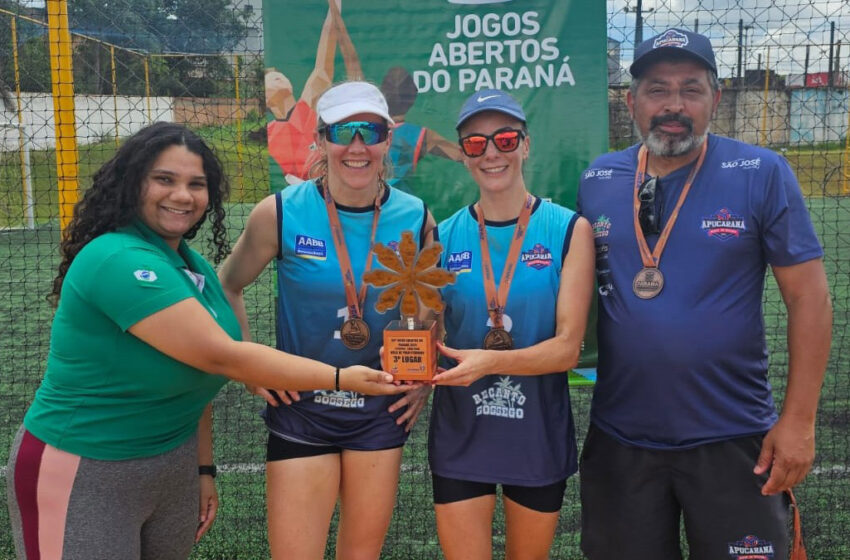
[316,81,394,126]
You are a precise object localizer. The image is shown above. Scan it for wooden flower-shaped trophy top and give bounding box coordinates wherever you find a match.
[362,231,456,317]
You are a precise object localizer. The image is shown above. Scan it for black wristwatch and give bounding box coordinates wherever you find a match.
[198,464,217,478]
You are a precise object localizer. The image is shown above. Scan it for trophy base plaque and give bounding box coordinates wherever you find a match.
[384,319,437,381]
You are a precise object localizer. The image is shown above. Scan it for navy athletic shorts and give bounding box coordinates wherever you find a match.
[580,423,792,560]
[266,432,401,461]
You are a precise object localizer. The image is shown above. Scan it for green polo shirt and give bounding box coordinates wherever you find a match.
[24,220,241,460]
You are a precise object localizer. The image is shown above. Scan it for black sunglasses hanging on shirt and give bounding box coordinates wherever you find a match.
[638,176,662,236]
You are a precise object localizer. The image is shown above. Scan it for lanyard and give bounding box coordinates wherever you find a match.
[632,139,708,269]
[475,193,534,329]
[322,180,383,320]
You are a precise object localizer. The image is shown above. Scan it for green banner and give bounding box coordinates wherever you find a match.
[263,0,607,366]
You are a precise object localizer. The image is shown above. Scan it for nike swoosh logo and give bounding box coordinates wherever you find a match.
[477,95,499,102]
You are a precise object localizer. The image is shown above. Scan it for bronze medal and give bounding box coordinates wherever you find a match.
[631,142,706,302]
[321,179,383,353]
[340,317,370,350]
[632,267,664,299]
[483,327,513,350]
[475,194,534,355]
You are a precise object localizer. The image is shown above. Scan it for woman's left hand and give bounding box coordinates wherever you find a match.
[431,343,495,387]
[195,473,219,543]
[388,383,432,432]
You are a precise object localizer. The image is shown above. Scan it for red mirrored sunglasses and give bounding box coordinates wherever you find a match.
[459,127,525,158]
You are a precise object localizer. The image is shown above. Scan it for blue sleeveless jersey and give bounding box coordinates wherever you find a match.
[429,199,579,485]
[265,180,427,449]
[577,134,823,449]
[387,122,425,192]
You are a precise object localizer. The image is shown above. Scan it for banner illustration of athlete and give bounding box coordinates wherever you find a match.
[266,0,361,185]
[266,0,462,189]
[381,66,462,191]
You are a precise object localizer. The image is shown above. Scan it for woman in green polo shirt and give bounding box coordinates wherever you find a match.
[6,122,406,560]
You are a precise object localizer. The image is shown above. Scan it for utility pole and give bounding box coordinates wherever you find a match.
[804,44,810,87]
[737,19,744,81]
[828,21,835,87]
[625,0,653,48]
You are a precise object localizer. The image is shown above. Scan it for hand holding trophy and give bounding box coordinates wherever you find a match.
[363,231,456,380]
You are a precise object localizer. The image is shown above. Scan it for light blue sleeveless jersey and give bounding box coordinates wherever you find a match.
[265,180,427,449]
[429,198,579,485]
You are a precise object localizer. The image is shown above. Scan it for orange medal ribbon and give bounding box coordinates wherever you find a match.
[631,140,707,298]
[322,180,383,331]
[475,193,534,333]
[632,139,708,268]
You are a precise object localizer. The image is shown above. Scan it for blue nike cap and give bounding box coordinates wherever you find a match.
[456,89,526,130]
[630,28,717,78]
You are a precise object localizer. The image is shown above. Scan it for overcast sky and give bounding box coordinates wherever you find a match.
[13,0,850,76]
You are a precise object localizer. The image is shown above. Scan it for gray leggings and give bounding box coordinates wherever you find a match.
[7,426,199,560]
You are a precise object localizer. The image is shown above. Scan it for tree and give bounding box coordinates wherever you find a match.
[0,1,51,95]
[67,0,248,97]
[68,0,247,54]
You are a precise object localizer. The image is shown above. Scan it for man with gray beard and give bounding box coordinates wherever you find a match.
[576,29,831,560]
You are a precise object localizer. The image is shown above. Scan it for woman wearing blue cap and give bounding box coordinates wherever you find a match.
[428,89,595,559]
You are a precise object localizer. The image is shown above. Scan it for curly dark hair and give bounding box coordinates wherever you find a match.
[50,122,230,304]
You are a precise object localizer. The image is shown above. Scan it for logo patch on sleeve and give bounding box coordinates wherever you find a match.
[134,269,158,282]
[446,250,472,273]
[727,534,774,559]
[701,208,746,241]
[521,243,553,269]
[295,235,327,259]
[592,215,612,239]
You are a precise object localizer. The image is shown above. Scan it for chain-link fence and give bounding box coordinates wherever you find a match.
[0,1,847,558]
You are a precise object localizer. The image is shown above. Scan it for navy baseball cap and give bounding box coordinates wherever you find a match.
[630,28,717,78]
[456,89,526,130]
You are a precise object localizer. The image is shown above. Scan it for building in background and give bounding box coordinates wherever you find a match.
[607,37,629,85]
[231,0,263,54]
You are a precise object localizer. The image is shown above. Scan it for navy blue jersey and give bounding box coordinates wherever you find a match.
[265,180,427,449]
[577,134,823,449]
[429,199,579,486]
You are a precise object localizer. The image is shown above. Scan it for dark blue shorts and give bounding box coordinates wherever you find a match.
[580,423,792,560]
[266,431,402,461]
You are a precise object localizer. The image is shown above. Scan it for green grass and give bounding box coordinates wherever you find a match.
[1,142,848,558]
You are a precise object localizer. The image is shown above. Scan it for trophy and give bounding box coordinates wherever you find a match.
[362,231,456,380]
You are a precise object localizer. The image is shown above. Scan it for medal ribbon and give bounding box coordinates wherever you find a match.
[322,179,383,321]
[632,139,708,268]
[476,193,534,329]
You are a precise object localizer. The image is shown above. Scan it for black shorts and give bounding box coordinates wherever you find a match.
[432,473,566,513]
[580,423,791,560]
[266,432,402,462]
